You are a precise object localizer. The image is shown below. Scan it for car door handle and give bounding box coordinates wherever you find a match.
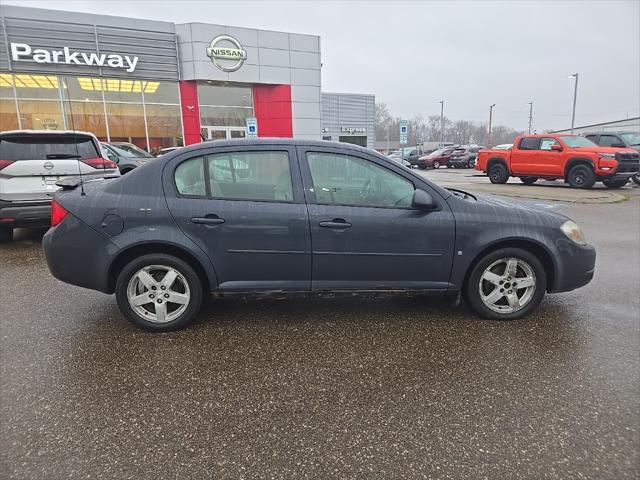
[319,219,351,228]
[191,216,225,225]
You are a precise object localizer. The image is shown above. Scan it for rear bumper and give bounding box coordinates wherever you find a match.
[0,199,51,228]
[550,241,596,293]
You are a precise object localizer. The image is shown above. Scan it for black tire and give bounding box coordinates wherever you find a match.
[602,178,628,189]
[115,253,204,332]
[418,165,426,170]
[0,227,13,243]
[120,168,134,175]
[465,247,547,321]
[632,174,640,186]
[520,177,538,185]
[567,164,596,189]
[433,161,440,169]
[488,163,509,184]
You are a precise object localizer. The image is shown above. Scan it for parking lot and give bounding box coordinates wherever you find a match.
[1,180,638,479]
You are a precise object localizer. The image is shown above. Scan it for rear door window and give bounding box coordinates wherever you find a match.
[518,137,540,150]
[0,135,99,161]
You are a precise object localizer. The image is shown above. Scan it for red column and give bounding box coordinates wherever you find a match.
[179,81,201,145]
[252,84,293,137]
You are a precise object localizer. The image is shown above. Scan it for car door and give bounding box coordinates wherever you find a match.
[509,137,540,175]
[164,145,311,291]
[297,146,456,290]
[536,137,564,175]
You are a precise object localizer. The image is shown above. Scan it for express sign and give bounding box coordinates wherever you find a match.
[10,43,139,73]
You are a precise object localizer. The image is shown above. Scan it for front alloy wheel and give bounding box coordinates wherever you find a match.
[433,161,440,169]
[116,254,203,331]
[466,247,546,320]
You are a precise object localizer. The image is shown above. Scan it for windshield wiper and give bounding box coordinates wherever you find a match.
[447,188,476,200]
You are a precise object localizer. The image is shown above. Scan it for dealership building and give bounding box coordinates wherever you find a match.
[0,5,374,152]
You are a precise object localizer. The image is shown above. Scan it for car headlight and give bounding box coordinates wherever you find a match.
[561,220,587,245]
[599,153,616,159]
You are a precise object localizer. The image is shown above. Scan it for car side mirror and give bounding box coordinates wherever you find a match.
[412,189,437,210]
[550,144,562,152]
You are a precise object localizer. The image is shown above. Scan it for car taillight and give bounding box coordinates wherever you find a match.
[0,159,14,171]
[81,157,117,169]
[51,199,69,227]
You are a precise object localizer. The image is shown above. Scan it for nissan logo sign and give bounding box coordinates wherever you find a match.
[206,35,247,72]
[43,161,54,170]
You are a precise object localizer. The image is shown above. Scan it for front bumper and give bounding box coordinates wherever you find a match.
[550,240,596,293]
[0,200,51,228]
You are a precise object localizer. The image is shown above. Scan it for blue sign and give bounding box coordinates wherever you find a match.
[399,120,408,144]
[246,117,258,137]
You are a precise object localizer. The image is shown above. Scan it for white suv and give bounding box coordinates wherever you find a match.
[0,130,119,242]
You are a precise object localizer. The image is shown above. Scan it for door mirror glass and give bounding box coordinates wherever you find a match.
[412,189,437,210]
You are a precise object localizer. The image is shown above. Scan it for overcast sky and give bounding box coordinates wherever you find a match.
[6,0,640,131]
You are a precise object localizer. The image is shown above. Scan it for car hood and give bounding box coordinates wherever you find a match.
[451,191,569,226]
[571,146,637,155]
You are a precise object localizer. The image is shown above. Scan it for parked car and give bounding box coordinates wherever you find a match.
[584,131,640,185]
[449,145,485,168]
[43,139,596,331]
[0,130,119,243]
[405,147,428,167]
[417,148,454,169]
[101,142,154,174]
[476,134,639,188]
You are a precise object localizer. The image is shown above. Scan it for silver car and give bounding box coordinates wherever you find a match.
[0,130,119,242]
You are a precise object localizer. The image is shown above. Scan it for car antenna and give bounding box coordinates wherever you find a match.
[64,88,86,197]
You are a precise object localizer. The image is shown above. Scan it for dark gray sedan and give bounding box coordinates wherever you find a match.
[43,139,595,331]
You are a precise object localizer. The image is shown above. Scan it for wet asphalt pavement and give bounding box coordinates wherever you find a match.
[1,195,639,479]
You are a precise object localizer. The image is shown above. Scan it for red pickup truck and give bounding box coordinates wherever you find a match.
[476,134,640,188]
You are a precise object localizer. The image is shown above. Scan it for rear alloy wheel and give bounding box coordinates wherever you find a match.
[602,178,628,189]
[466,248,546,320]
[632,173,640,186]
[520,177,538,185]
[0,227,13,243]
[567,164,596,189]
[433,161,440,169]
[116,254,203,331]
[488,163,509,184]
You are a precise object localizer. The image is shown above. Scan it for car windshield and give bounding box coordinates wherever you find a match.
[110,143,152,158]
[620,132,640,146]
[559,135,597,148]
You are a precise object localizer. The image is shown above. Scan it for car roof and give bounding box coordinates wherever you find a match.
[167,138,380,157]
[0,129,96,137]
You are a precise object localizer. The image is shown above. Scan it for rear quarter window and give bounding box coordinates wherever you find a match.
[0,135,99,161]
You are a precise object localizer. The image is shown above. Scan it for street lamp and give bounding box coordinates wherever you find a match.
[527,102,533,134]
[568,73,579,133]
[438,100,444,147]
[488,104,496,147]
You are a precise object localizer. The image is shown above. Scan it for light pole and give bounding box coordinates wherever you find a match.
[568,73,579,133]
[439,100,444,147]
[488,104,496,147]
[527,102,533,134]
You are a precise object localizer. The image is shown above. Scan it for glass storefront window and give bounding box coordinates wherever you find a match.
[1,72,182,148]
[145,104,183,153]
[1,100,19,131]
[106,103,147,148]
[17,100,65,130]
[198,83,252,107]
[64,101,108,140]
[2,73,61,100]
[143,81,180,104]
[200,106,253,127]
